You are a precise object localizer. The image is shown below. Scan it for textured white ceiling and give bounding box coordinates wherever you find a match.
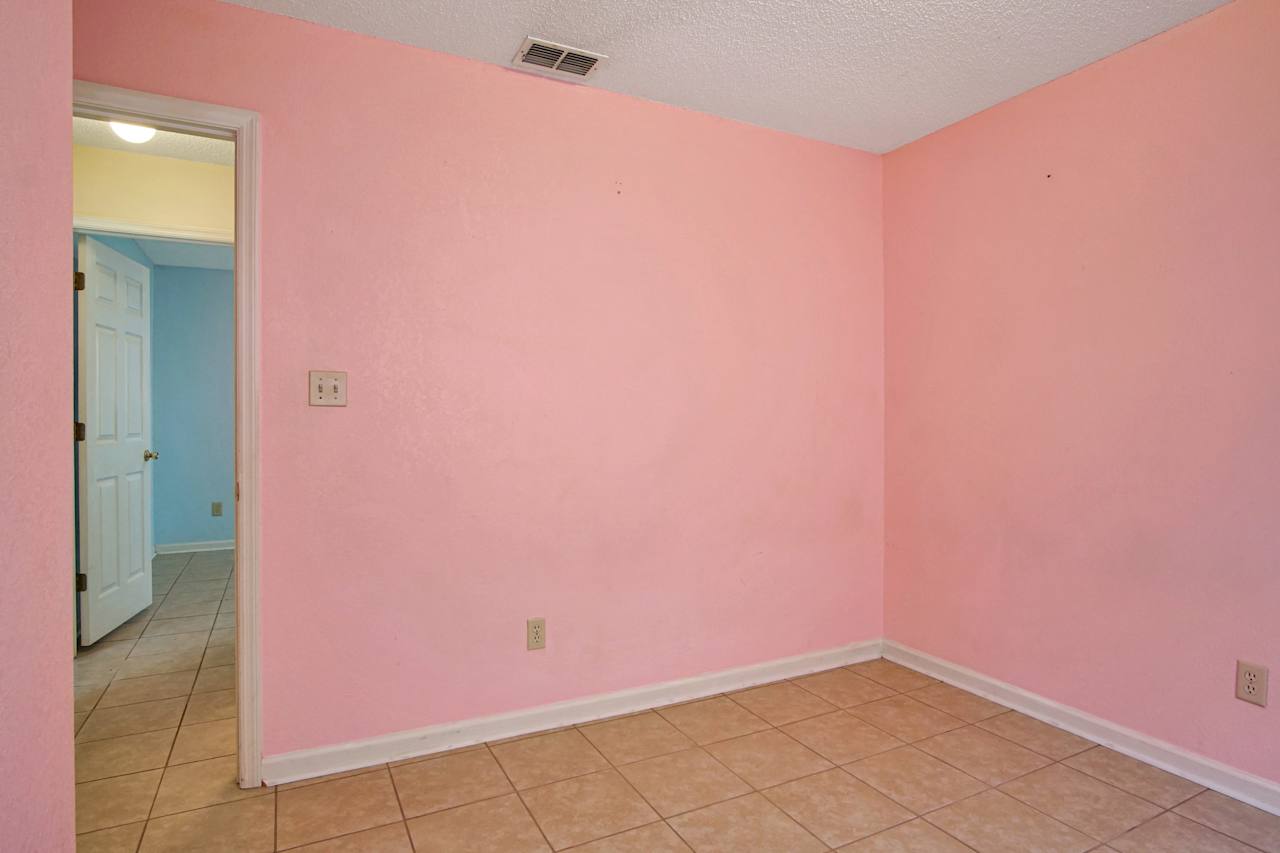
[73,116,235,165]
[225,0,1226,152]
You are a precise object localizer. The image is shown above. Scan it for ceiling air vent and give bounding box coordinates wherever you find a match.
[513,37,607,81]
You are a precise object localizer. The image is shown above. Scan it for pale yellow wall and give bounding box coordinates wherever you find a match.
[73,145,234,241]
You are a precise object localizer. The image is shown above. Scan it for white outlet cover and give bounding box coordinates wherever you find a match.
[309,370,348,406]
[527,617,546,651]
[1237,660,1269,708]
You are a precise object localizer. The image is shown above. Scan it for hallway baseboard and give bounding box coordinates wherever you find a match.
[882,640,1280,817]
[260,638,884,786]
[155,539,234,554]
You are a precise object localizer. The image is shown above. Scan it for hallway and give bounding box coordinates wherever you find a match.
[75,549,238,848]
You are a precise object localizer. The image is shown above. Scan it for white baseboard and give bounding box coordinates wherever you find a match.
[155,539,234,555]
[261,638,884,786]
[260,635,1280,814]
[882,640,1280,817]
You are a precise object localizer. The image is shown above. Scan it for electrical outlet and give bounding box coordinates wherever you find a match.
[211,501,223,517]
[1236,660,1269,708]
[527,617,546,651]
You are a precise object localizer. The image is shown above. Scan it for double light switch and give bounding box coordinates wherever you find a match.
[309,371,347,406]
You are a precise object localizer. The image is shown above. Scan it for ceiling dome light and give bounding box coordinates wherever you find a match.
[109,121,156,143]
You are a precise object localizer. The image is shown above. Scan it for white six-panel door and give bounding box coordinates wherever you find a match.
[78,236,154,644]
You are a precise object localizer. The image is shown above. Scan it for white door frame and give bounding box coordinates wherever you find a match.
[73,217,234,246]
[74,81,264,789]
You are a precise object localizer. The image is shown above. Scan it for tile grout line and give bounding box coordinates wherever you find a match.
[590,698,888,848]
[1053,746,1204,811]
[1106,806,1173,847]
[433,663,1268,849]
[833,671,1247,850]
[645,679,949,842]
[556,818,670,851]
[914,763,1206,850]
[873,742,1094,842]
[584,739,695,848]
[77,647,1274,850]
[391,776,697,853]
[863,666,1273,848]
[756,765,915,850]
[1004,747,1196,816]
[387,662,1172,849]
[142,567,212,844]
[851,814,981,852]
[287,820,412,852]
[487,743,558,852]
[130,773,274,824]
[686,665,1106,847]
[514,669,1243,849]
[383,760,412,847]
[1155,805,1270,853]
[74,588,175,793]
[84,552,241,846]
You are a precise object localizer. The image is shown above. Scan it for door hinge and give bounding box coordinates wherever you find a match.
[76,573,88,592]
[74,271,85,292]
[74,421,86,442]
[235,481,240,500]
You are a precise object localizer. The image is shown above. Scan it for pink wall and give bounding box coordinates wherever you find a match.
[885,0,1280,784]
[0,0,75,849]
[73,0,885,756]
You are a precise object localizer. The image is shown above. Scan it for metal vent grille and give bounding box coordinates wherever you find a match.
[522,42,564,69]
[513,37,606,80]
[556,52,599,76]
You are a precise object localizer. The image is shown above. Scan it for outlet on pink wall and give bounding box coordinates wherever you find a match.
[72,0,886,757]
[885,0,1280,783]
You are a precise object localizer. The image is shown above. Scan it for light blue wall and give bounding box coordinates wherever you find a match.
[152,264,235,545]
[92,234,152,267]
[73,233,234,549]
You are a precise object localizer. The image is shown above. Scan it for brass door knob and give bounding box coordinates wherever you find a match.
[143,449,160,462]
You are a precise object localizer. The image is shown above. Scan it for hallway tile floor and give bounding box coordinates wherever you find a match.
[74,563,1280,850]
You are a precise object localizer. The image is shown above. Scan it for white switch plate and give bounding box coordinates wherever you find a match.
[309,370,347,406]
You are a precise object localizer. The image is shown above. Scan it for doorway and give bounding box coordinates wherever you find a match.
[70,83,263,821]
[75,230,237,641]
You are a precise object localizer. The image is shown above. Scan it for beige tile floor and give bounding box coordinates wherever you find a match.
[75,550,239,852]
[75,572,1280,852]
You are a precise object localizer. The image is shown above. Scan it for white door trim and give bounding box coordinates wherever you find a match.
[73,215,234,245]
[73,80,264,789]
